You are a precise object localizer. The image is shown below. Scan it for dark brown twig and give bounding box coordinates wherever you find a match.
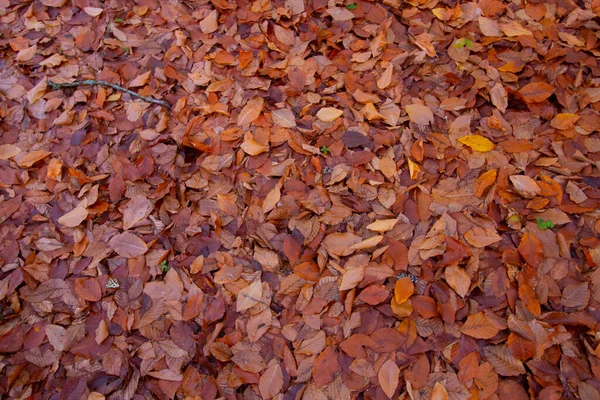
[47,79,171,109]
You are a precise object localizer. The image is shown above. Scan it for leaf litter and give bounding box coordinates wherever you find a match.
[1,0,600,399]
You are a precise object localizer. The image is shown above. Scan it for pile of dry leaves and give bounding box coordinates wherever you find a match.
[1,0,600,398]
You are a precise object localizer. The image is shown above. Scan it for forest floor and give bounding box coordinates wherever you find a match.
[1,0,600,399]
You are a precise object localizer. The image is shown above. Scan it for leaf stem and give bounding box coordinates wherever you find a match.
[47,79,171,109]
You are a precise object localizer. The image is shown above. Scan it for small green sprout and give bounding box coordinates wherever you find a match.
[122,47,131,54]
[536,218,555,230]
[454,38,473,49]
[346,3,358,9]
[114,18,125,23]
[320,145,330,155]
[161,260,169,273]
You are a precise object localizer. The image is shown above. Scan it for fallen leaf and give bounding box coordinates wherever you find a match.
[18,150,51,168]
[0,144,22,160]
[473,169,497,197]
[518,232,544,267]
[271,108,296,128]
[316,107,343,122]
[431,382,449,400]
[237,279,263,312]
[458,135,495,152]
[109,232,148,258]
[122,195,153,230]
[405,104,434,125]
[378,359,400,398]
[238,97,264,126]
[394,277,414,304]
[367,219,398,233]
[259,363,284,399]
[510,175,541,198]
[461,312,500,339]
[519,82,554,103]
[58,206,89,227]
[84,7,104,17]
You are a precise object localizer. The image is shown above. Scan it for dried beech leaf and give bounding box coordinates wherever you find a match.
[109,232,148,258]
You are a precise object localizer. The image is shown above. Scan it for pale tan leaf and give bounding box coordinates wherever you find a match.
[322,232,362,257]
[18,150,51,167]
[431,382,449,400]
[237,280,263,312]
[272,108,296,128]
[316,107,343,122]
[27,77,47,104]
[109,232,148,258]
[464,226,502,248]
[0,144,22,160]
[377,64,394,89]
[378,359,400,398]
[490,83,508,113]
[39,53,66,68]
[259,363,284,399]
[95,319,109,345]
[200,10,219,33]
[349,235,383,251]
[405,103,434,125]
[58,206,89,227]
[510,175,541,198]
[262,183,282,213]
[122,195,153,230]
[83,7,104,17]
[366,219,398,233]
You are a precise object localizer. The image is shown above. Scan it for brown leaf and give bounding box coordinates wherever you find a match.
[510,175,541,198]
[128,71,151,88]
[0,144,21,160]
[490,83,508,112]
[109,232,148,258]
[236,280,263,312]
[271,108,296,128]
[322,232,361,257]
[237,97,264,126]
[122,195,153,230]
[378,359,400,398]
[445,265,470,297]
[483,344,526,376]
[312,346,340,387]
[518,82,554,103]
[74,278,102,302]
[18,150,51,168]
[464,226,502,248]
[550,113,579,130]
[518,232,544,267]
[461,312,500,339]
[259,363,283,399]
[405,103,434,125]
[561,282,589,308]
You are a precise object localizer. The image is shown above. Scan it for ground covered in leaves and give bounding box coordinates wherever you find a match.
[1,0,600,398]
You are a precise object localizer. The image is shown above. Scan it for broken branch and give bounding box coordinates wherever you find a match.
[47,79,171,109]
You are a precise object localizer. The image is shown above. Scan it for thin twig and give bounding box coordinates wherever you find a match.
[47,79,171,109]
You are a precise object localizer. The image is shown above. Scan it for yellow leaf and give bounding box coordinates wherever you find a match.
[407,158,420,180]
[366,219,398,233]
[458,135,494,152]
[349,235,383,251]
[315,107,343,122]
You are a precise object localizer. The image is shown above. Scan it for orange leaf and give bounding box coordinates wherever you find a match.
[461,312,500,339]
[378,359,400,398]
[473,169,497,197]
[517,232,544,267]
[445,265,470,297]
[518,82,554,103]
[431,382,449,400]
[0,144,21,160]
[237,97,264,126]
[18,150,51,168]
[74,278,102,302]
[510,175,541,199]
[550,113,579,130]
[394,277,414,304]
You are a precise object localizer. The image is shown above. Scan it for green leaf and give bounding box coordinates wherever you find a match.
[346,3,357,9]
[161,260,169,273]
[536,218,554,230]
[454,38,473,49]
[320,145,330,155]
